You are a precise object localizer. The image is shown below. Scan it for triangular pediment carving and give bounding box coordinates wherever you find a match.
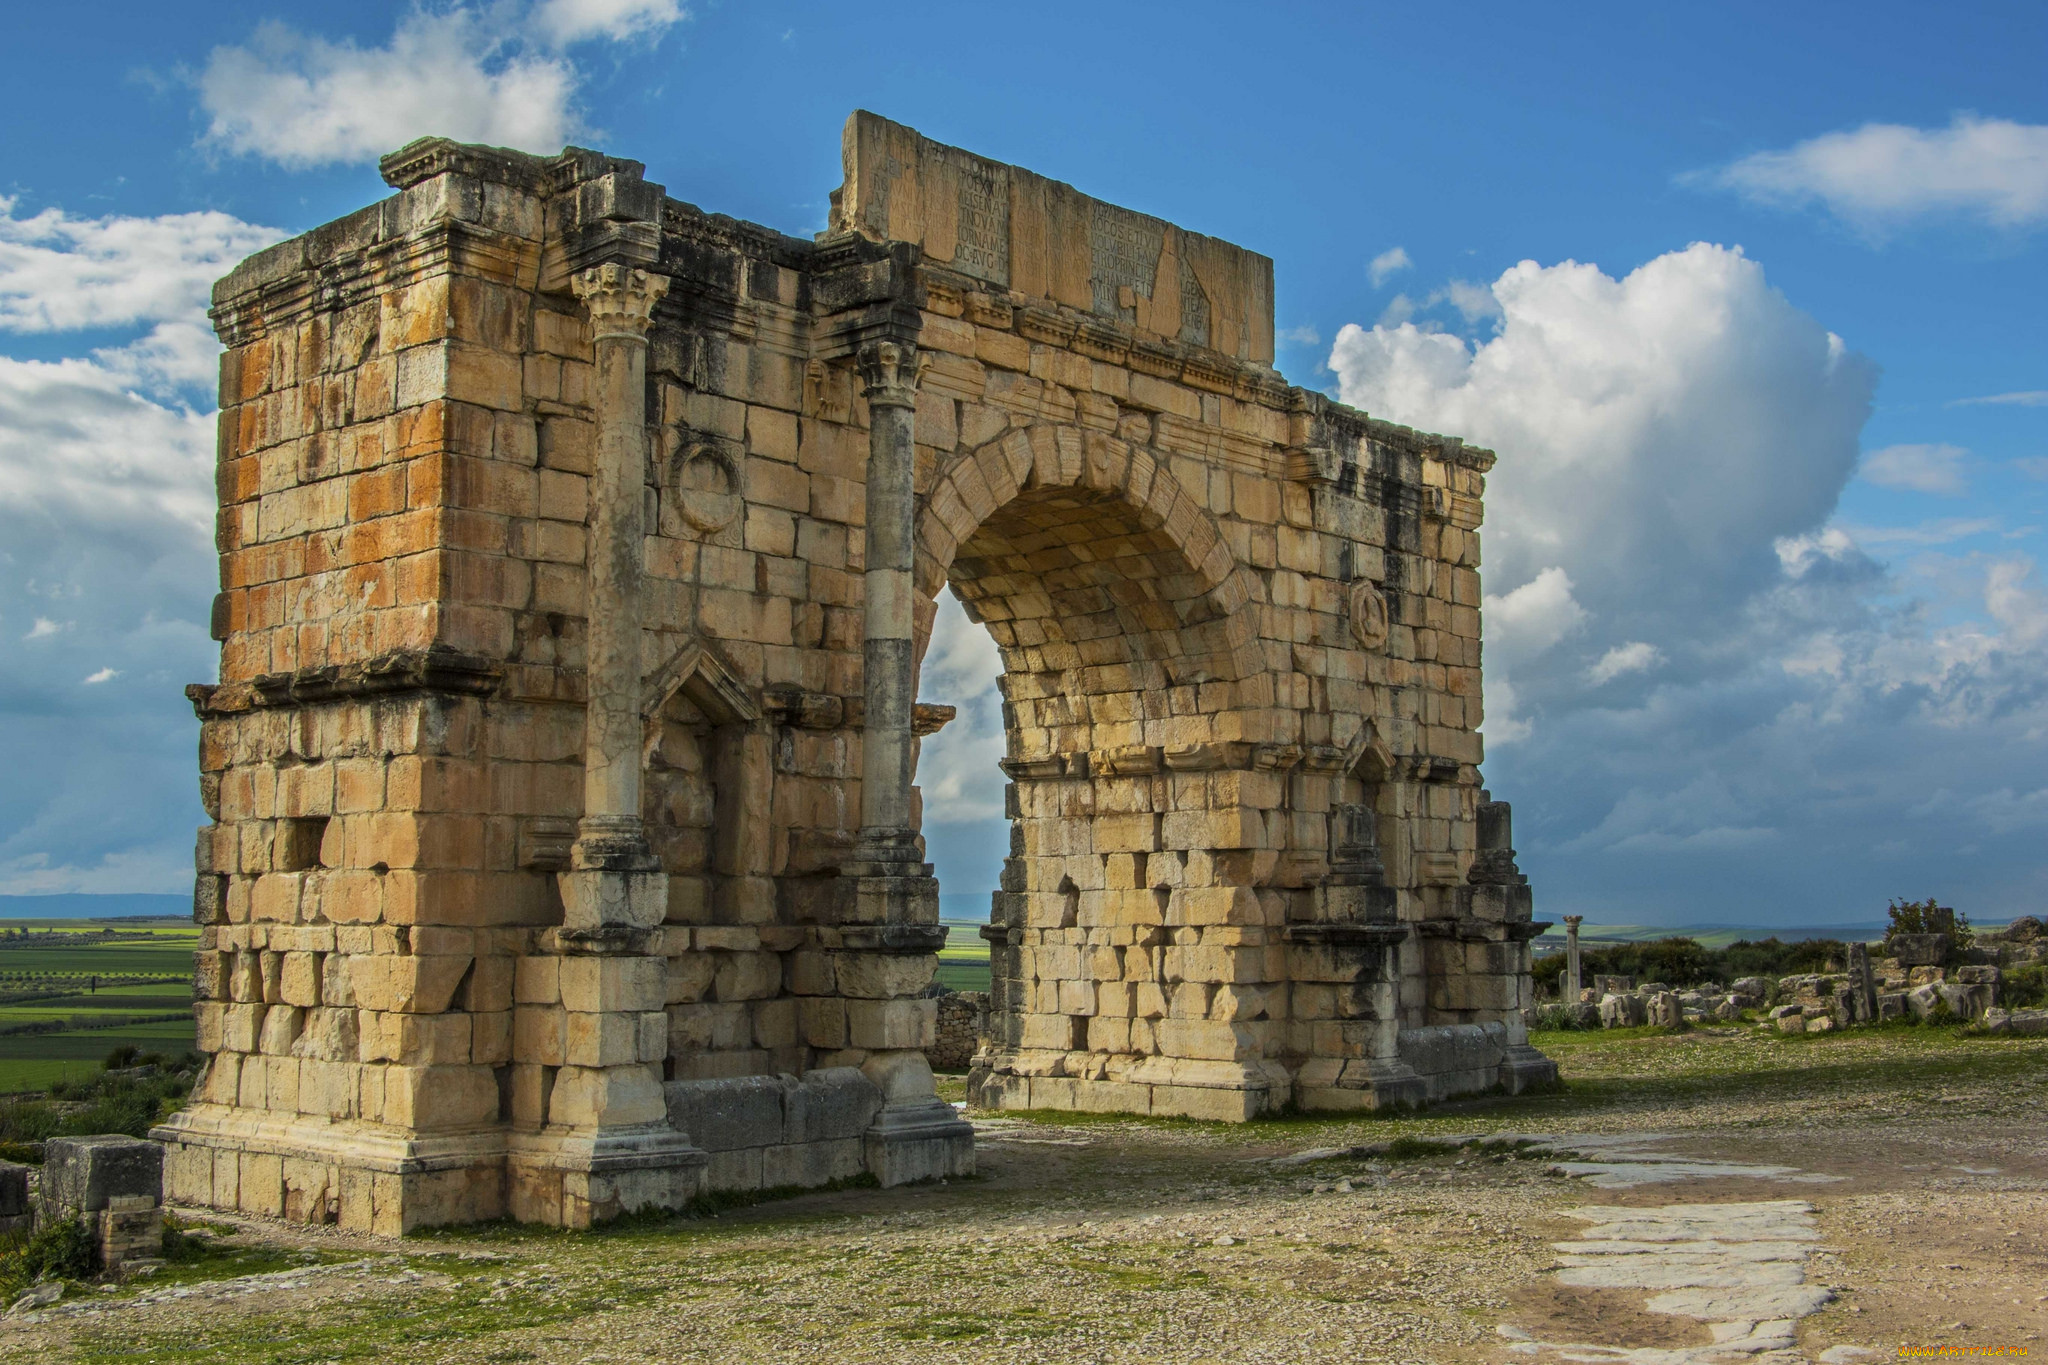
[642,636,759,727]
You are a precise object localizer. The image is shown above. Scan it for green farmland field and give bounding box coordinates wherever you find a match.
[0,919,197,1092]
[936,920,991,993]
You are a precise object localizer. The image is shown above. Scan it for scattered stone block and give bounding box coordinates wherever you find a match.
[1986,1008,2048,1036]
[1600,993,1647,1028]
[0,1162,27,1236]
[1645,992,1682,1029]
[37,1135,166,1274]
[100,1194,164,1273]
[39,1135,162,1225]
[1891,933,1950,968]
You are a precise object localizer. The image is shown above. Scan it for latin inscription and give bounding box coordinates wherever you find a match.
[952,156,1010,286]
[1088,205,1163,321]
[1177,254,1211,348]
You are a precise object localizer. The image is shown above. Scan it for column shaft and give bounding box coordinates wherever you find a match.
[584,303,657,829]
[560,262,669,935]
[856,340,920,844]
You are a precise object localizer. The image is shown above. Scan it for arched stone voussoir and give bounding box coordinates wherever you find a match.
[914,424,1244,610]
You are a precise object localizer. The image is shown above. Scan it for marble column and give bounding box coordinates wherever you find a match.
[1564,915,1585,1001]
[509,261,705,1228]
[840,336,972,1184]
[560,262,669,937]
[852,337,923,872]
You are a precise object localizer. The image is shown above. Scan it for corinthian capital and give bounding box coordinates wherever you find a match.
[856,339,922,409]
[573,263,670,341]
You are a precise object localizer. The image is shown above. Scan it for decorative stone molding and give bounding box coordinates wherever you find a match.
[1349,579,1390,650]
[573,263,669,340]
[856,339,922,409]
[667,443,742,534]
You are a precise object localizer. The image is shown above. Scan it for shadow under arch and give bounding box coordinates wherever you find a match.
[911,425,1266,743]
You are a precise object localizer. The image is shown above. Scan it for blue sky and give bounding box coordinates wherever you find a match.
[2,0,2044,925]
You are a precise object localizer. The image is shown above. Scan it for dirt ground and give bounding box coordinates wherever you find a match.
[3,1023,2043,1364]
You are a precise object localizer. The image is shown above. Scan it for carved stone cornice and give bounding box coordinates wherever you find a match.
[856,339,922,409]
[573,263,669,341]
[187,647,503,716]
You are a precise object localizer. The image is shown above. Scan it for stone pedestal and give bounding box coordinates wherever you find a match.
[861,1052,974,1185]
[508,933,707,1227]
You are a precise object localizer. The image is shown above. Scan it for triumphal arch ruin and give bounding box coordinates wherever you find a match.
[157,112,1554,1232]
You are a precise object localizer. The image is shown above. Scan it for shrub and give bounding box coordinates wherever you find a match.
[1716,937,1847,978]
[0,1217,97,1297]
[1531,1002,1591,1030]
[1534,935,1849,995]
[0,1049,199,1152]
[2003,965,2048,1010]
[1883,898,1971,956]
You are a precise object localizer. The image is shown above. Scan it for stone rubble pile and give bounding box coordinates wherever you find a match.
[1544,918,2048,1033]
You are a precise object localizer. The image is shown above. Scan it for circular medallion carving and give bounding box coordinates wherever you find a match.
[1349,580,1390,649]
[669,445,740,534]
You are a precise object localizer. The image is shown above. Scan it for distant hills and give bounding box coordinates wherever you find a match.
[0,892,2005,946]
[0,893,188,920]
[1528,921,1891,949]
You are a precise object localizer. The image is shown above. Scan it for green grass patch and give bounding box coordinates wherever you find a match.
[933,960,991,992]
[69,1255,655,1365]
[0,940,196,976]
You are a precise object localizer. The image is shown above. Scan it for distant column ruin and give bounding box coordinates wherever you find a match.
[159,112,1552,1232]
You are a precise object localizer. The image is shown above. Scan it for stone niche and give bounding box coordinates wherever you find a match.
[157,110,1552,1233]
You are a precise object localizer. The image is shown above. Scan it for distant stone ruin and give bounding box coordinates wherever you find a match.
[159,112,1551,1232]
[1558,919,2048,1035]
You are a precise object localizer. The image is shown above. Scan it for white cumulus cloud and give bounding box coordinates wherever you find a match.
[1325,241,2048,919]
[1367,246,1412,288]
[915,592,1008,824]
[1860,442,1970,496]
[1332,243,1874,650]
[1704,114,2048,231]
[1483,566,1587,658]
[0,199,281,336]
[1587,641,1662,686]
[198,9,588,168]
[0,198,273,892]
[531,0,686,45]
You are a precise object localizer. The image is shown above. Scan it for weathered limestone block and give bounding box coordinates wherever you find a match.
[38,1135,168,1270]
[0,1162,31,1236]
[1600,993,1648,1029]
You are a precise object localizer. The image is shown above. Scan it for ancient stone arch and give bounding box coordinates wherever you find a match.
[159,111,1553,1233]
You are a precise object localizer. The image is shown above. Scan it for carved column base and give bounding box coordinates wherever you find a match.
[559,819,668,939]
[841,826,939,926]
[861,1052,973,1186]
[506,1123,707,1228]
[1292,1056,1430,1113]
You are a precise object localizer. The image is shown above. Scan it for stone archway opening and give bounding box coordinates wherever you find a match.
[912,432,1281,1119]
